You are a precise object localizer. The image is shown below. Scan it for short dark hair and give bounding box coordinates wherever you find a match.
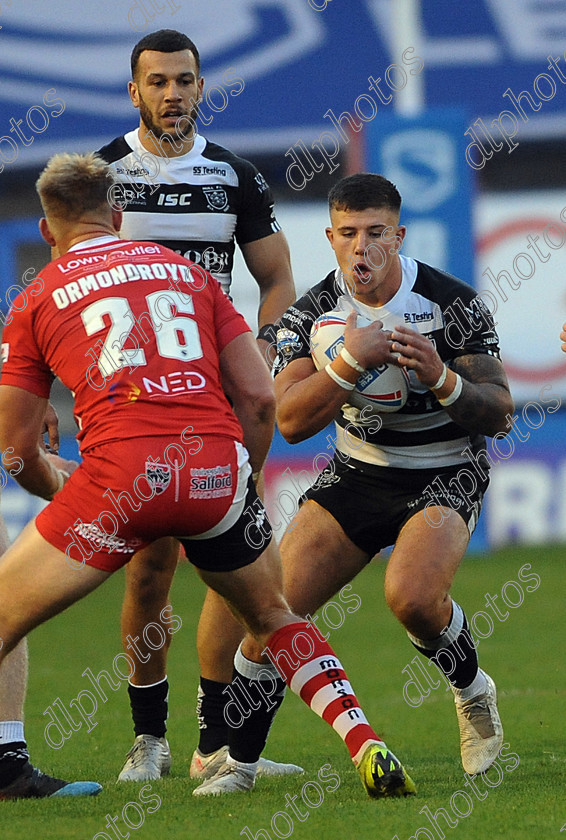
[328,173,402,216]
[131,29,200,79]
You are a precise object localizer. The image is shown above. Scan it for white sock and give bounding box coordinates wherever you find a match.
[452,669,488,702]
[0,722,25,746]
[407,602,465,650]
[127,676,168,689]
[234,644,282,682]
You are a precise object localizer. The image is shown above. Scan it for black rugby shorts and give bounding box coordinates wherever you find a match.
[300,455,488,556]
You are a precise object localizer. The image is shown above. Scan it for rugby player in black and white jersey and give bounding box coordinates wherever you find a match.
[193,172,515,795]
[95,30,299,782]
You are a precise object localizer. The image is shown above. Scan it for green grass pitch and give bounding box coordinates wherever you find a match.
[4,545,565,839]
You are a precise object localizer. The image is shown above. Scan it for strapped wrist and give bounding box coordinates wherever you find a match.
[430,364,447,391]
[340,347,365,374]
[325,363,356,391]
[438,373,463,407]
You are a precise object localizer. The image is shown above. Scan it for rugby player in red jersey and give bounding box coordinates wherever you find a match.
[0,152,415,799]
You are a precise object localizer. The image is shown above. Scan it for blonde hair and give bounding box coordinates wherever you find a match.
[36,152,113,221]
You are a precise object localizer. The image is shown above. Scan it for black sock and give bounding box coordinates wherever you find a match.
[409,602,478,689]
[128,679,168,738]
[196,678,232,754]
[0,743,29,787]
[227,648,286,764]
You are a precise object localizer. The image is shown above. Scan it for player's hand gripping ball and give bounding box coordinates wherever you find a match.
[310,309,410,413]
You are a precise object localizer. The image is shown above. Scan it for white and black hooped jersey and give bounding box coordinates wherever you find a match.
[97,130,280,295]
[273,255,502,471]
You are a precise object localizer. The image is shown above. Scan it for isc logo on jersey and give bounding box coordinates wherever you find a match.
[157,193,192,207]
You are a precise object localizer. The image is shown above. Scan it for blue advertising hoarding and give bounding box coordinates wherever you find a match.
[0,0,565,167]
[366,109,474,283]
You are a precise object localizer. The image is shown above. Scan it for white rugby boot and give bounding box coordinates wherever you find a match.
[117,735,171,782]
[189,745,303,780]
[192,756,256,796]
[454,671,503,774]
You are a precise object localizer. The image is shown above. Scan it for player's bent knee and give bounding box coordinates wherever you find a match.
[386,589,439,632]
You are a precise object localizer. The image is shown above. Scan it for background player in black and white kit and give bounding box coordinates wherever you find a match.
[96,30,299,781]
[194,172,516,795]
[98,46,281,303]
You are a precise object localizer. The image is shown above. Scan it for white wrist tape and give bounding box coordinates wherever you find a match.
[340,347,365,373]
[439,373,463,406]
[430,364,447,391]
[325,363,356,391]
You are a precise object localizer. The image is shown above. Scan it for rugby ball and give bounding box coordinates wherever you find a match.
[310,310,410,413]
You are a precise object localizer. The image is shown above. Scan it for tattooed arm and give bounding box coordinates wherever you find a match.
[446,354,514,436]
[391,324,514,437]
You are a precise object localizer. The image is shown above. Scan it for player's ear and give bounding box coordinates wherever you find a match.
[197,75,205,103]
[386,224,406,256]
[39,218,56,248]
[128,80,139,108]
[325,226,334,248]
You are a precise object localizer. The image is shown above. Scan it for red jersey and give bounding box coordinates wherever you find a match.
[1,236,250,453]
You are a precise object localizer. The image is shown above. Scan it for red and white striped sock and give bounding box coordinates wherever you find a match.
[264,621,384,765]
